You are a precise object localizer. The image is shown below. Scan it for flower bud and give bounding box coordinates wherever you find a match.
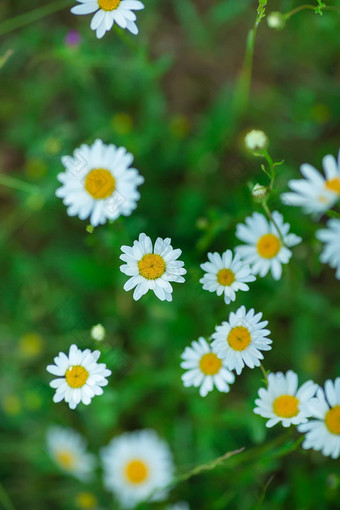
[245,130,268,151]
[267,12,285,30]
[251,183,269,202]
[91,324,106,342]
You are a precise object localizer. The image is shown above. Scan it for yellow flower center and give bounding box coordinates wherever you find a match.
[55,450,76,469]
[199,352,222,375]
[98,0,121,11]
[325,177,340,195]
[325,405,340,435]
[65,365,89,388]
[257,233,281,259]
[124,459,149,484]
[84,168,115,199]
[273,395,299,418]
[217,268,235,286]
[138,254,166,280]
[227,326,251,351]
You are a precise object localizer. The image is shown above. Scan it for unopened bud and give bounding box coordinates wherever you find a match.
[267,12,285,30]
[91,324,106,342]
[251,183,269,202]
[244,130,268,151]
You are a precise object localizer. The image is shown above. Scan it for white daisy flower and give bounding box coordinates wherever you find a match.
[281,150,340,215]
[298,378,340,459]
[316,218,340,280]
[101,429,174,508]
[200,250,256,305]
[244,129,268,151]
[235,211,302,280]
[56,139,144,227]
[46,426,96,480]
[71,0,145,39]
[46,344,111,409]
[211,306,272,375]
[120,233,187,301]
[254,370,318,428]
[180,337,235,397]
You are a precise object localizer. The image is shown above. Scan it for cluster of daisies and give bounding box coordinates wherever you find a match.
[281,149,340,279]
[47,426,188,509]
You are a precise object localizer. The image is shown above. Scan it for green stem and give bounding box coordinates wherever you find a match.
[0,0,72,37]
[259,362,268,385]
[284,4,339,20]
[0,173,38,193]
[261,201,286,245]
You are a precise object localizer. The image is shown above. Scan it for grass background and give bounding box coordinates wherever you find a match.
[0,0,339,508]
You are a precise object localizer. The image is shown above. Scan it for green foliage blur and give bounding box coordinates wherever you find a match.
[0,0,339,509]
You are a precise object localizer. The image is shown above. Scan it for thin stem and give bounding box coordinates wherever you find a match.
[284,4,339,20]
[261,201,286,245]
[0,0,72,37]
[259,362,268,385]
[175,447,245,484]
[0,173,38,194]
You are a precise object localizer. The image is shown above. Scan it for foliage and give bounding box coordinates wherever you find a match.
[0,1,339,509]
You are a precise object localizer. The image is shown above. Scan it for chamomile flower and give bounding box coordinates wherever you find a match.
[281,150,340,215]
[254,371,318,428]
[120,233,186,301]
[47,426,96,480]
[56,139,144,227]
[101,430,174,508]
[71,1,145,39]
[200,250,256,305]
[316,219,340,280]
[46,344,111,410]
[235,211,301,280]
[181,337,235,397]
[211,306,272,375]
[298,378,340,459]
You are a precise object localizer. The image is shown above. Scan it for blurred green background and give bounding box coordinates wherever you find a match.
[0,0,339,509]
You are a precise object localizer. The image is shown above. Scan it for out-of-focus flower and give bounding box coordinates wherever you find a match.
[244,130,268,151]
[200,249,255,305]
[65,29,82,47]
[91,323,106,341]
[75,492,98,509]
[181,337,235,397]
[2,395,21,415]
[101,430,174,508]
[47,426,96,480]
[46,344,111,409]
[19,332,44,358]
[316,219,340,280]
[281,150,340,215]
[120,234,186,301]
[212,306,272,375]
[235,211,301,280]
[56,139,144,227]
[71,0,145,39]
[298,378,340,459]
[254,371,317,428]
